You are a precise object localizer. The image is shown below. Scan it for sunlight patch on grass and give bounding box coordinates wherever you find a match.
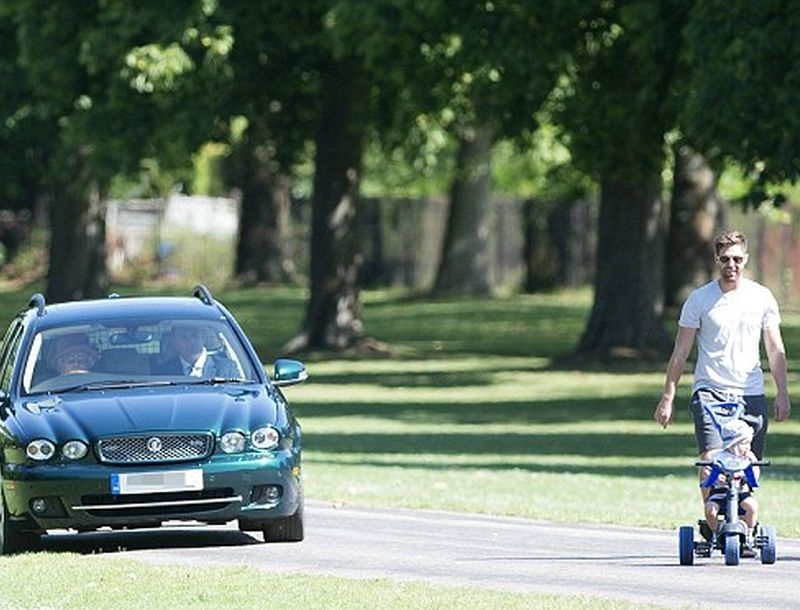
[289,369,664,404]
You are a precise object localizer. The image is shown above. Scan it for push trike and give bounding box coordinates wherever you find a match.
[679,452,776,566]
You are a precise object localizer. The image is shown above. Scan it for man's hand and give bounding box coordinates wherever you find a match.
[774,394,791,422]
[654,397,674,429]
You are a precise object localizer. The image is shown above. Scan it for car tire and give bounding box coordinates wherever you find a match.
[0,491,40,555]
[261,505,304,543]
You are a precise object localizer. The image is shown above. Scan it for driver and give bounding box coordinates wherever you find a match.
[703,419,759,557]
[48,333,99,375]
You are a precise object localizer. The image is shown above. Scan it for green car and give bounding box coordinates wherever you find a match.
[0,285,306,553]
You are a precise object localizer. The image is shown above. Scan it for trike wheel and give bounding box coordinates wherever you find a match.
[679,526,694,565]
[760,525,777,565]
[724,535,740,566]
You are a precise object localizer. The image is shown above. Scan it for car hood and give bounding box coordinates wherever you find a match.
[11,384,285,442]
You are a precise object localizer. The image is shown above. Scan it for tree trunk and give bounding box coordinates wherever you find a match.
[46,168,108,303]
[665,145,724,309]
[284,63,365,352]
[231,134,297,285]
[576,176,671,358]
[522,198,559,292]
[433,123,494,296]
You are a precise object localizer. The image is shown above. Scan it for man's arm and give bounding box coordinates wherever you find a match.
[654,326,697,428]
[764,325,791,422]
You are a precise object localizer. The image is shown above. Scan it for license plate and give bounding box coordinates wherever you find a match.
[110,469,204,495]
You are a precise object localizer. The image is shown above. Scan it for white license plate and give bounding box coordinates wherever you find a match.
[110,469,204,495]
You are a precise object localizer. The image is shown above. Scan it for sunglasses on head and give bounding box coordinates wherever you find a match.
[718,255,745,264]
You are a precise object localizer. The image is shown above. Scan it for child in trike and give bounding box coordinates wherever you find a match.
[679,418,777,566]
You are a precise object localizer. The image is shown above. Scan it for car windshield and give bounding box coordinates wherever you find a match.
[22,318,259,395]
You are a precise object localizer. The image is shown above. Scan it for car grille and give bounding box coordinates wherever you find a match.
[97,433,214,464]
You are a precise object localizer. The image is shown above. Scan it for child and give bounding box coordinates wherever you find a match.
[703,419,759,557]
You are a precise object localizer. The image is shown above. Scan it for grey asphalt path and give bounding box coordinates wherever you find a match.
[42,501,800,609]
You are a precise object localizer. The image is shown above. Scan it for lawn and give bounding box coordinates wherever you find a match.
[273,288,800,535]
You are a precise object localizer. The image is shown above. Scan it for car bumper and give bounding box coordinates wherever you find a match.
[2,450,302,531]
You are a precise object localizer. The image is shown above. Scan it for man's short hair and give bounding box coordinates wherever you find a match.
[714,230,748,256]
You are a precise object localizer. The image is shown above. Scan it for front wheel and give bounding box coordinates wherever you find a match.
[760,525,777,565]
[724,535,740,566]
[261,505,304,543]
[0,491,39,555]
[679,526,694,565]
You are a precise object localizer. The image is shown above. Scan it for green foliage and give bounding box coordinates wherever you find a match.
[361,135,454,199]
[108,158,190,200]
[683,1,800,186]
[555,0,693,181]
[492,126,595,201]
[191,142,229,196]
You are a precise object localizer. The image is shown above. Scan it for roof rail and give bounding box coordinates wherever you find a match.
[28,293,46,316]
[193,284,214,306]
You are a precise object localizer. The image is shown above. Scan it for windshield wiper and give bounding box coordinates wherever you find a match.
[186,377,250,385]
[64,379,177,392]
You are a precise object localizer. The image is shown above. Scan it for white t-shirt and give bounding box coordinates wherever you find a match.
[679,278,781,394]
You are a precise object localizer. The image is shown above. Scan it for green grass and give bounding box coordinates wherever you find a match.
[248,288,800,536]
[0,554,666,610]
[0,283,796,607]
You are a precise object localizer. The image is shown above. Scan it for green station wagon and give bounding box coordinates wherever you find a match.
[0,285,306,553]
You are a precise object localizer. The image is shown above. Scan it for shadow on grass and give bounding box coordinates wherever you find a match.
[302,357,668,388]
[294,395,664,424]
[297,390,800,481]
[305,430,695,459]
[304,429,800,481]
[304,370,501,388]
[306,456,700,480]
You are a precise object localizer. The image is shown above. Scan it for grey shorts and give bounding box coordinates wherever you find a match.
[690,388,768,458]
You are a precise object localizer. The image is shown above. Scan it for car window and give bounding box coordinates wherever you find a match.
[0,321,23,394]
[23,318,258,395]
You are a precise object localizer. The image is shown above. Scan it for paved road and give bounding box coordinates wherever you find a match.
[42,501,800,609]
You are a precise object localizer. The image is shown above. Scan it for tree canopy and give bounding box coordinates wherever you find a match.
[2,0,800,354]
[682,1,800,193]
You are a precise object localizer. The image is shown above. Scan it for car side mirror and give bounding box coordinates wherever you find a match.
[272,358,308,387]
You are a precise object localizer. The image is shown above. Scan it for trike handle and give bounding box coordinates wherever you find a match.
[694,459,771,467]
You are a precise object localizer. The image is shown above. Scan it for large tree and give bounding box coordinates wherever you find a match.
[665,145,724,310]
[557,0,693,358]
[8,1,231,301]
[216,1,323,285]
[419,1,592,296]
[286,61,367,351]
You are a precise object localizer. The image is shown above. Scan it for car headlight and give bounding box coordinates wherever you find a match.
[62,440,88,460]
[251,426,280,450]
[26,439,56,461]
[220,431,246,453]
